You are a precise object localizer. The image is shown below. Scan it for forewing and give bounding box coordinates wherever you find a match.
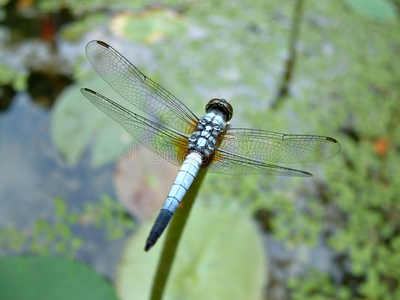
[219,128,341,164]
[85,40,198,134]
[204,149,312,177]
[81,88,188,166]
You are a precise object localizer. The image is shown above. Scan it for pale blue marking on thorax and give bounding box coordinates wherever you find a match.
[188,112,225,157]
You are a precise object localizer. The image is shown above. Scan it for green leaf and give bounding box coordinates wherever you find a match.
[51,76,134,167]
[344,0,397,21]
[0,256,118,300]
[90,121,132,167]
[116,199,267,300]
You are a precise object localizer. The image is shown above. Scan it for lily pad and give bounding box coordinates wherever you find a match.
[116,199,267,300]
[110,9,187,44]
[51,76,134,167]
[0,255,118,300]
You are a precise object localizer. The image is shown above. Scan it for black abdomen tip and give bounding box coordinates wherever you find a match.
[144,210,173,252]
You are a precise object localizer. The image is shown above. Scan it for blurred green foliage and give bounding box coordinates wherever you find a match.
[299,2,399,298]
[0,65,28,91]
[0,196,134,257]
[83,195,135,239]
[344,0,397,21]
[62,13,107,41]
[287,269,351,300]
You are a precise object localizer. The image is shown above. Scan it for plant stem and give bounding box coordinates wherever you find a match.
[149,170,207,300]
[272,0,306,109]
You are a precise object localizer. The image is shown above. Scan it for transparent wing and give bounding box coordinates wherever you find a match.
[85,40,199,134]
[204,149,312,177]
[81,88,188,166]
[218,128,341,164]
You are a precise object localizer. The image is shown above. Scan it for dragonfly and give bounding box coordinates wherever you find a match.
[81,40,341,252]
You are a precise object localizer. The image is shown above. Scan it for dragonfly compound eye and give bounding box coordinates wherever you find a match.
[205,98,233,121]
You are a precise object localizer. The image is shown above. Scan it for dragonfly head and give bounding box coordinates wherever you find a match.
[205,98,233,122]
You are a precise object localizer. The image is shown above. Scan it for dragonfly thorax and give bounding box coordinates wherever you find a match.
[188,113,224,157]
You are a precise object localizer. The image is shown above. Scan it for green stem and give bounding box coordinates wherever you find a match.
[272,0,306,109]
[149,170,207,300]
